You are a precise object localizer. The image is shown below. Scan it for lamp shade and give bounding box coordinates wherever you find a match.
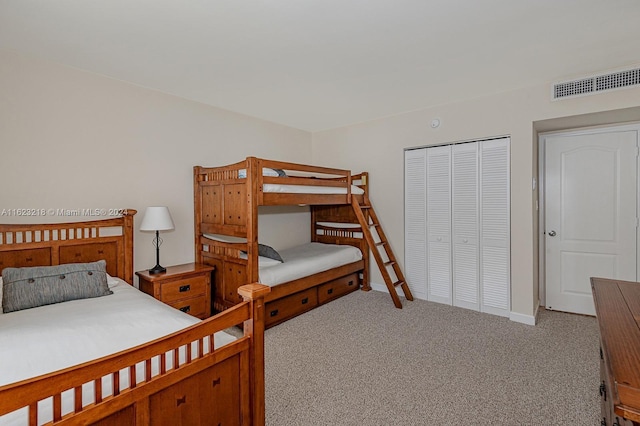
[140,207,175,231]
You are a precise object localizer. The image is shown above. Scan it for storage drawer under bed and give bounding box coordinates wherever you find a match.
[265,287,318,327]
[318,273,359,304]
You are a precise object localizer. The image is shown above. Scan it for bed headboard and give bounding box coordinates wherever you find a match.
[0,210,136,284]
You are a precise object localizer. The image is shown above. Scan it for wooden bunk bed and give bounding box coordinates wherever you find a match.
[194,157,413,327]
[0,211,269,425]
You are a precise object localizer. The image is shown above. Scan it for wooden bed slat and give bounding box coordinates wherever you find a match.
[53,393,62,421]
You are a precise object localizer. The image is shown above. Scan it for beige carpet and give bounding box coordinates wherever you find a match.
[264,290,600,425]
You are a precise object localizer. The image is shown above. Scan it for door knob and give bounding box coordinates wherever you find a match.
[548,230,557,237]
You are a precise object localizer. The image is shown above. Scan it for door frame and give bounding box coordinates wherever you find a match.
[538,122,640,308]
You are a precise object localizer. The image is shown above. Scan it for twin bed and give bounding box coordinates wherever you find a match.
[194,157,372,327]
[0,211,269,425]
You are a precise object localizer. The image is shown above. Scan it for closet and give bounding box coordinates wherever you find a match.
[404,137,510,317]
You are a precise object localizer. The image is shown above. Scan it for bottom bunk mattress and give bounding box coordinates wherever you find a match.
[0,277,237,425]
[259,242,363,286]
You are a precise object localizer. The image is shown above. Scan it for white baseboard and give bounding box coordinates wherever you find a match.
[369,281,540,326]
[369,281,388,293]
[509,305,539,326]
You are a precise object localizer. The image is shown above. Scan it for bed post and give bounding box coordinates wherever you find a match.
[193,166,204,266]
[246,157,260,285]
[238,283,270,426]
[360,172,370,291]
[122,209,137,285]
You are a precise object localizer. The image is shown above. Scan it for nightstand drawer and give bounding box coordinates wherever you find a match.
[167,296,208,319]
[161,276,208,302]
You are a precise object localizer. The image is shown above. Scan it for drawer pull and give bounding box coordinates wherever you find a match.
[179,285,191,292]
[327,289,334,295]
[270,309,279,317]
[180,306,191,313]
[212,378,221,387]
[301,297,309,305]
[348,280,354,286]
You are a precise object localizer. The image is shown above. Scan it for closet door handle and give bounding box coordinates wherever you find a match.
[548,230,557,237]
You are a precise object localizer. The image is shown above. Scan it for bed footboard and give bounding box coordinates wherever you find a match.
[0,284,270,426]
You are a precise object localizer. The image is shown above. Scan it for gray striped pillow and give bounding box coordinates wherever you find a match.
[2,260,112,313]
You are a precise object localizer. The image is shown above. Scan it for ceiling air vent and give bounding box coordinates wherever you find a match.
[553,67,640,100]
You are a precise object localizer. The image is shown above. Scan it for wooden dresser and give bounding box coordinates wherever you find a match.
[592,277,640,426]
[137,263,214,319]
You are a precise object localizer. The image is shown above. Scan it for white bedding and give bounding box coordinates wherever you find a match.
[0,279,236,425]
[263,183,364,195]
[237,167,364,195]
[258,242,362,286]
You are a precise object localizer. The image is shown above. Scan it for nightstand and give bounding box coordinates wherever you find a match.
[136,263,214,319]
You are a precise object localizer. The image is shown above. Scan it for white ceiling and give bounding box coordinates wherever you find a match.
[1,0,640,132]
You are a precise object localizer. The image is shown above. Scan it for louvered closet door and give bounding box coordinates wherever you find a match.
[452,143,480,311]
[479,138,510,317]
[426,145,452,304]
[404,149,428,299]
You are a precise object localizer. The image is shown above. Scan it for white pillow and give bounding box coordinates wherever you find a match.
[106,273,121,289]
[238,252,282,267]
[203,233,247,243]
[238,168,281,178]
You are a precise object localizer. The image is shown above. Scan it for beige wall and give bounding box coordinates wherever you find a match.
[0,49,312,274]
[311,82,640,320]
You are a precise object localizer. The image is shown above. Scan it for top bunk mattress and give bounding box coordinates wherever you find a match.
[263,184,364,195]
[239,167,365,195]
[259,242,363,287]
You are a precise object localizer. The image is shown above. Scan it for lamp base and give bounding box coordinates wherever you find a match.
[148,264,166,275]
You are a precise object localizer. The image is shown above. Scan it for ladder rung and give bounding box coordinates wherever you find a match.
[370,223,379,228]
[393,280,405,287]
[384,261,396,267]
[360,205,371,209]
[375,241,386,247]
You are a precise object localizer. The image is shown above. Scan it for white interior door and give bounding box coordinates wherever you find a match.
[544,126,639,315]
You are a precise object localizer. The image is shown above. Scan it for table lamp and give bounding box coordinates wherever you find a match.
[140,206,175,274]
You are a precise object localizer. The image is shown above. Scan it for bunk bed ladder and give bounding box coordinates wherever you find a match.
[351,197,414,308]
